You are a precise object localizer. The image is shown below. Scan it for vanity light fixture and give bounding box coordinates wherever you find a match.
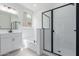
[0,5,18,15]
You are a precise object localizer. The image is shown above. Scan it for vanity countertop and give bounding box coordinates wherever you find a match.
[0,30,22,34]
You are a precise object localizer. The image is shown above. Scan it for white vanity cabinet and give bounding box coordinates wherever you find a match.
[12,33,22,50]
[0,34,13,55]
[0,33,22,55]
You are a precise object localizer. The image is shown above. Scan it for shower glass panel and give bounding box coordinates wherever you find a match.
[42,11,52,52]
[53,4,76,56]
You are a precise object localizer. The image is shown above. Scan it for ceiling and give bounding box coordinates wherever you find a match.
[20,3,61,12]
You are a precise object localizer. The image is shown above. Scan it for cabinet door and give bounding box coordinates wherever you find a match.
[0,34,13,54]
[13,33,22,49]
[53,4,76,56]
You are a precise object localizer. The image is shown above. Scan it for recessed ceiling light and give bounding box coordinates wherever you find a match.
[33,4,37,7]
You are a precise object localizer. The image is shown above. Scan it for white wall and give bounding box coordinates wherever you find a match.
[32,11,42,29]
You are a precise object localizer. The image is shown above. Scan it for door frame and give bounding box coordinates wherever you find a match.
[42,10,53,53]
[42,3,75,56]
[76,3,79,56]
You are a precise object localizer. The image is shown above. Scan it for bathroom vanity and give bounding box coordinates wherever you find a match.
[0,32,22,55]
[0,5,22,55]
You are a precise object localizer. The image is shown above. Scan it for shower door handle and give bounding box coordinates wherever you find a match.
[53,30,54,32]
[74,30,76,31]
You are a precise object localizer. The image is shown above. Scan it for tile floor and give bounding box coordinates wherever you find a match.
[5,48,38,56]
[2,48,56,56]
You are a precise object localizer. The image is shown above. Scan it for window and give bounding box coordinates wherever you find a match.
[23,12,32,27]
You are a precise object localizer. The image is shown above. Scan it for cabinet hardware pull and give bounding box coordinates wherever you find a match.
[74,30,76,31]
[58,51,61,53]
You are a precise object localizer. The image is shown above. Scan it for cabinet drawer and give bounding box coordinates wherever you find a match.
[13,33,22,37]
[0,33,22,55]
[0,34,11,39]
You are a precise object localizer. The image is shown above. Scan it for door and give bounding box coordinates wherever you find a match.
[12,33,22,50]
[53,4,76,55]
[43,11,52,52]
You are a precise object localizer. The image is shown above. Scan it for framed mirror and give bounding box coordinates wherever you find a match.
[0,10,11,29]
[11,14,19,30]
[0,10,19,30]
